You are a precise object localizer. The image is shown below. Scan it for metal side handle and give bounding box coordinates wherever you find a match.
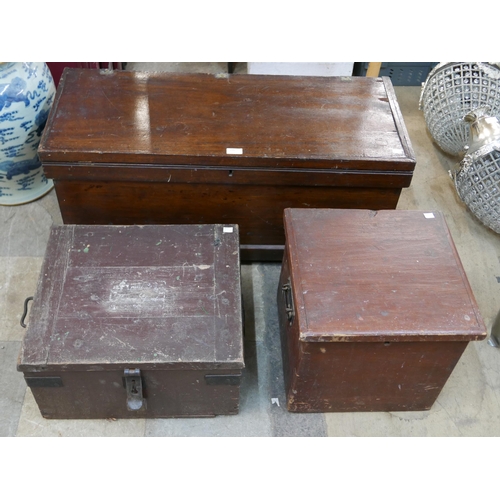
[20,296,33,328]
[282,278,295,325]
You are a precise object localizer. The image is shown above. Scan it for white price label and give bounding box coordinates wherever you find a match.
[226,147,243,155]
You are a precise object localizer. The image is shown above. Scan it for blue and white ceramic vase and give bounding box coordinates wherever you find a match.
[0,62,55,205]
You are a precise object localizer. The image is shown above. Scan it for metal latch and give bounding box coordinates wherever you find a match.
[123,368,146,411]
[282,278,295,324]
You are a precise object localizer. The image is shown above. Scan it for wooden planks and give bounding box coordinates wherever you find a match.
[18,224,244,372]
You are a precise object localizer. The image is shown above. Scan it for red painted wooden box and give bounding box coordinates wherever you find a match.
[38,68,415,261]
[277,208,486,412]
[18,224,244,419]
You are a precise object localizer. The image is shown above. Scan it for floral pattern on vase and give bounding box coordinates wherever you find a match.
[0,62,55,205]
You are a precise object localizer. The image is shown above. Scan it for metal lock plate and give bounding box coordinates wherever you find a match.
[123,368,146,411]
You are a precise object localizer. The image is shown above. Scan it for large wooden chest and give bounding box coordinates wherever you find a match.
[277,208,486,412]
[38,69,415,261]
[17,223,244,419]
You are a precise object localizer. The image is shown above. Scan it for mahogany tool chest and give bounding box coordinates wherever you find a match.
[17,223,244,419]
[277,208,486,412]
[38,69,415,261]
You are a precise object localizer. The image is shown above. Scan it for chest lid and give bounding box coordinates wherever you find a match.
[18,224,243,372]
[284,209,486,342]
[38,68,414,171]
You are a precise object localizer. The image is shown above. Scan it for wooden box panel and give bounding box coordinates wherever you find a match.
[18,224,244,419]
[23,369,241,419]
[39,69,415,261]
[278,208,486,412]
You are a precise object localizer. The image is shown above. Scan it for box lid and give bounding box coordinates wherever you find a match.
[38,69,415,172]
[18,224,244,372]
[284,209,486,342]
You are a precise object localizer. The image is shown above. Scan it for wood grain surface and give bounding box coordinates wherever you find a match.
[39,70,416,260]
[284,208,485,342]
[278,208,486,412]
[18,223,244,418]
[40,69,415,169]
[19,224,244,371]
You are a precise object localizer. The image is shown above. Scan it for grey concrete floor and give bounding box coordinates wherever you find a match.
[1,63,500,436]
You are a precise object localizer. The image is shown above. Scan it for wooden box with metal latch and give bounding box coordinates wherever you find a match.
[277,208,486,412]
[38,68,416,262]
[17,223,244,419]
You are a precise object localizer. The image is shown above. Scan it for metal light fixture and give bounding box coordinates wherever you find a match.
[453,108,500,233]
[420,62,500,156]
[423,64,500,348]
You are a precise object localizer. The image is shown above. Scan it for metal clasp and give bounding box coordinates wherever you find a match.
[123,368,146,411]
